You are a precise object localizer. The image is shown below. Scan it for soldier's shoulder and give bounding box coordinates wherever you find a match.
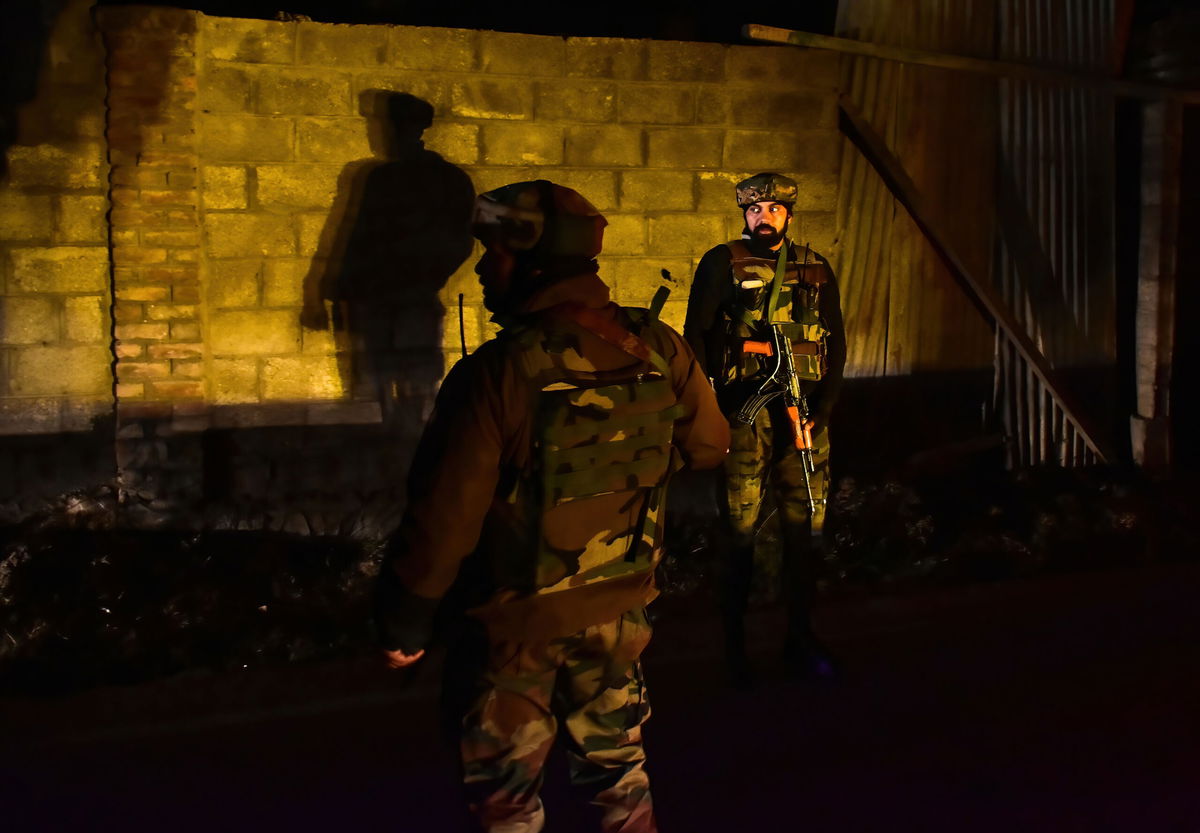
[696,242,736,274]
[795,245,832,267]
[452,335,518,378]
[703,241,739,258]
[793,245,835,272]
[812,250,838,282]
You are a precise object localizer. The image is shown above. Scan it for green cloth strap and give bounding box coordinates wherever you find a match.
[763,240,788,323]
[736,314,804,341]
[734,306,759,329]
[573,561,655,584]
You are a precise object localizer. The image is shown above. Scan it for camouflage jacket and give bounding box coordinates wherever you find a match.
[377,271,729,651]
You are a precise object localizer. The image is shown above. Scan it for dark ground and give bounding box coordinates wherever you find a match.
[3,560,1197,833]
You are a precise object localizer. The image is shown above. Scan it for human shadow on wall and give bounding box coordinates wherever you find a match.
[301,91,475,438]
[0,0,67,180]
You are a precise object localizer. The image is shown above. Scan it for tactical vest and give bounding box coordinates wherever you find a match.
[722,239,830,385]
[497,307,684,597]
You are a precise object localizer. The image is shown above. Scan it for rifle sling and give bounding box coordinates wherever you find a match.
[763,241,788,322]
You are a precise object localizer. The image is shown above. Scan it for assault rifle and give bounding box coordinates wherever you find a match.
[729,322,818,510]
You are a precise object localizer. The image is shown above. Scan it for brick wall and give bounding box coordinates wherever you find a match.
[93,6,208,514]
[0,0,113,436]
[2,4,841,525]
[193,15,841,420]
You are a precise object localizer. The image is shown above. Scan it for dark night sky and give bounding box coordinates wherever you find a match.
[93,0,841,43]
[86,0,1200,54]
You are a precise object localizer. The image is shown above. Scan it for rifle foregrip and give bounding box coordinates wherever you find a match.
[785,405,816,452]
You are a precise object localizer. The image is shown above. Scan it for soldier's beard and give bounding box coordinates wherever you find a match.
[483,262,542,314]
[482,284,505,314]
[751,224,785,247]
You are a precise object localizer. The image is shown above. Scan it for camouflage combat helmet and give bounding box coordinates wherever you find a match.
[472,180,606,259]
[735,172,798,208]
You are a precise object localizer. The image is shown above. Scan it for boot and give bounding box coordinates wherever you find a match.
[782,620,838,680]
[781,524,837,679]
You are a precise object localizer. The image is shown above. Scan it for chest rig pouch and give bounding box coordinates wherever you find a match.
[724,240,830,383]
[504,306,684,597]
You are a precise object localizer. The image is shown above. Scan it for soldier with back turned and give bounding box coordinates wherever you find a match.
[376,180,729,832]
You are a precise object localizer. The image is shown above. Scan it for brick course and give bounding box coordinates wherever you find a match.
[101,4,204,413]
[389,26,476,72]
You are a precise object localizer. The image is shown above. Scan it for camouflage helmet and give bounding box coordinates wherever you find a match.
[472,180,606,259]
[735,172,798,209]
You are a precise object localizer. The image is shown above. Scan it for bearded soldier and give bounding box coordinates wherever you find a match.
[375,180,729,833]
[684,172,846,683]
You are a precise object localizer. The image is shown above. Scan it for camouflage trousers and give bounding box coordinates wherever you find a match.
[724,404,830,544]
[722,405,830,625]
[460,608,656,833]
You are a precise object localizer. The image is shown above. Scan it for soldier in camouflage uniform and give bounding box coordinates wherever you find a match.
[684,172,846,683]
[376,180,729,833]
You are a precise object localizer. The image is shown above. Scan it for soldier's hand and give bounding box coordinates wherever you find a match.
[383,647,425,669]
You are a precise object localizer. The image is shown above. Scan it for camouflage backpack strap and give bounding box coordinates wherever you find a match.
[553,303,671,377]
[723,241,758,330]
[725,239,751,260]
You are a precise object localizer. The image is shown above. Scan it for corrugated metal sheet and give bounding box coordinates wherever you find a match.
[835,0,1117,466]
[994,0,1116,466]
